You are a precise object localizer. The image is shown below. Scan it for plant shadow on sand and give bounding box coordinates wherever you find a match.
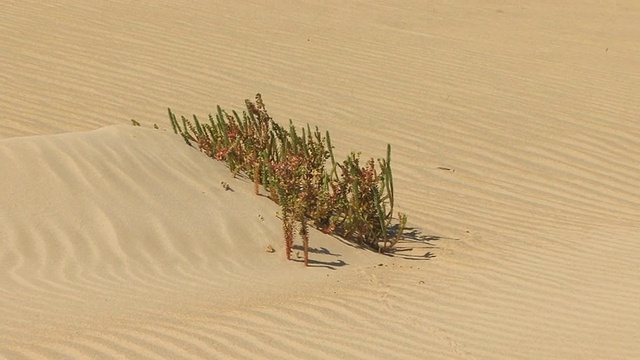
[315,226,448,264]
[291,245,347,270]
[381,226,446,260]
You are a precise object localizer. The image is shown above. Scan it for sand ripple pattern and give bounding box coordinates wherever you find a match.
[1,1,639,359]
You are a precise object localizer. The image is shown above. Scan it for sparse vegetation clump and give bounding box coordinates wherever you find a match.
[167,94,407,266]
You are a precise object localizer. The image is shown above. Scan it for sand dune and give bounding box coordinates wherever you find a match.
[2,1,639,359]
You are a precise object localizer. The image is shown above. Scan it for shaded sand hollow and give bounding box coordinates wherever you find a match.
[1,1,639,359]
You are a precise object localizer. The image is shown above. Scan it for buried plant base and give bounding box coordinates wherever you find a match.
[166,94,407,266]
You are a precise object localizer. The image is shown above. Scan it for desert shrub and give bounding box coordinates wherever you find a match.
[168,94,407,265]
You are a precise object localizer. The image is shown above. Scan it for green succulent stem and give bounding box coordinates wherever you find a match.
[166,94,407,263]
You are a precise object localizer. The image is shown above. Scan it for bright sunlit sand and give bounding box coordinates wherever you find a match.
[1,1,639,359]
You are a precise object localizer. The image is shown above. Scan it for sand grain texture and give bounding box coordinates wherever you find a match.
[1,1,639,359]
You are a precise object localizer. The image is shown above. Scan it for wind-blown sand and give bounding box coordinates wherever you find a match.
[1,1,639,359]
